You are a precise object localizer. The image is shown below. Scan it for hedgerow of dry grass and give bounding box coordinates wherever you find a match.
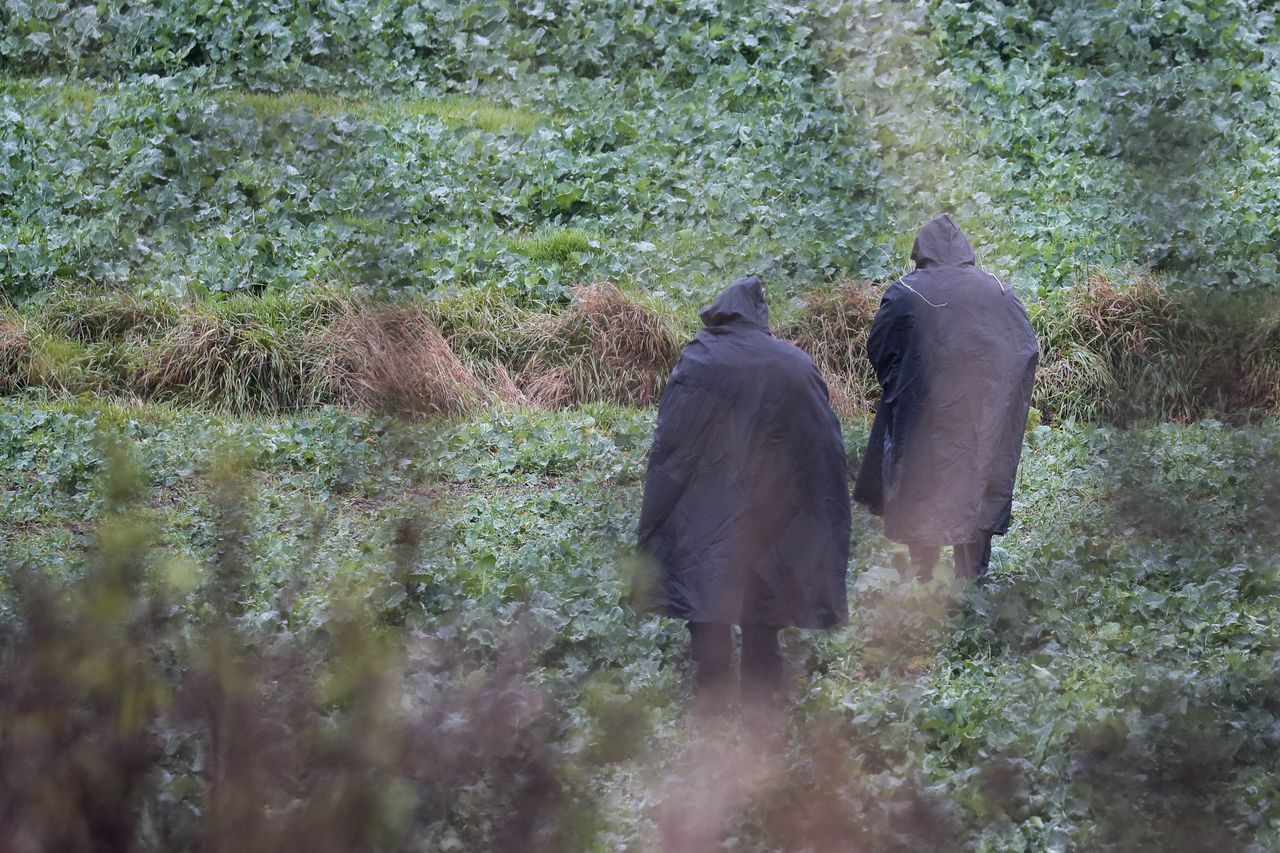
[517,284,685,407]
[311,298,490,417]
[4,274,1278,424]
[775,281,881,417]
[1033,269,1280,423]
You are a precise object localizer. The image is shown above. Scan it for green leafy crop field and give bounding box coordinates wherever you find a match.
[2,1,1280,850]
[2,398,1279,849]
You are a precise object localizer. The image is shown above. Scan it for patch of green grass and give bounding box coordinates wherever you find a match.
[0,74,96,115]
[221,89,357,119]
[419,97,543,134]
[508,228,593,263]
[0,74,41,98]
[221,88,544,134]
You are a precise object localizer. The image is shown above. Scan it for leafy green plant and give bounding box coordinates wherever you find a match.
[0,1,892,302]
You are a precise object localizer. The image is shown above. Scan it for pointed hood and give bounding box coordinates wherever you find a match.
[700,275,768,331]
[911,214,976,268]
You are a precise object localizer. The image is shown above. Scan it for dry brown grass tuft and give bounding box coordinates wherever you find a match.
[517,284,684,407]
[519,365,574,408]
[1034,268,1280,423]
[482,362,535,408]
[312,300,489,418]
[775,281,881,417]
[0,310,34,394]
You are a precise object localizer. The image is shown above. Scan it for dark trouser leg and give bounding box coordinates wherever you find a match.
[953,531,994,581]
[687,621,732,701]
[907,543,941,582]
[739,625,783,710]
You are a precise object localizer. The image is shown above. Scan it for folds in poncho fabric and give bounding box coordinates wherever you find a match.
[854,215,1039,546]
[636,276,851,629]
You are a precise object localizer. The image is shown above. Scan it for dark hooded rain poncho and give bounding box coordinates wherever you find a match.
[854,215,1039,546]
[636,276,851,629]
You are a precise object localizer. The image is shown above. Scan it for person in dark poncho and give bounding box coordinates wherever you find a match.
[854,214,1038,582]
[636,275,851,715]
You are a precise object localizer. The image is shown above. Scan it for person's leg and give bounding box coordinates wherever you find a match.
[953,531,994,581]
[952,541,974,580]
[975,531,994,584]
[740,624,785,742]
[739,624,783,710]
[907,543,941,582]
[687,622,732,712]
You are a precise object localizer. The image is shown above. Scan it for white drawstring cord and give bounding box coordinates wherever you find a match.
[896,278,948,308]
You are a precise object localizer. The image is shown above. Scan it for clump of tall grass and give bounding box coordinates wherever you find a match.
[39,282,178,392]
[143,291,342,414]
[1031,269,1172,421]
[1186,295,1280,415]
[425,288,531,367]
[775,281,881,417]
[0,307,97,395]
[0,308,34,394]
[518,284,685,407]
[43,280,178,343]
[1033,269,1280,423]
[421,290,535,407]
[310,296,489,418]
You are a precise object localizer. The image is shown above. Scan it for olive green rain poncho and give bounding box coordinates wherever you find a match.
[636,276,851,629]
[854,215,1039,546]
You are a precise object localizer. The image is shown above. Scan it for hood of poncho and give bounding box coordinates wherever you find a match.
[911,214,976,268]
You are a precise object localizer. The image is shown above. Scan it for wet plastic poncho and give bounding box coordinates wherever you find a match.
[854,215,1039,546]
[636,276,850,629]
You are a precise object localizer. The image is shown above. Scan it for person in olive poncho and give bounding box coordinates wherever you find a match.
[855,215,1038,581]
[636,275,851,713]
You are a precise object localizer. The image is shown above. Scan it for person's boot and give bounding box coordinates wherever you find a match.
[907,543,941,582]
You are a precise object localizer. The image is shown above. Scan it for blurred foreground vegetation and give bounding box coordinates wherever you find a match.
[2,398,1279,850]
